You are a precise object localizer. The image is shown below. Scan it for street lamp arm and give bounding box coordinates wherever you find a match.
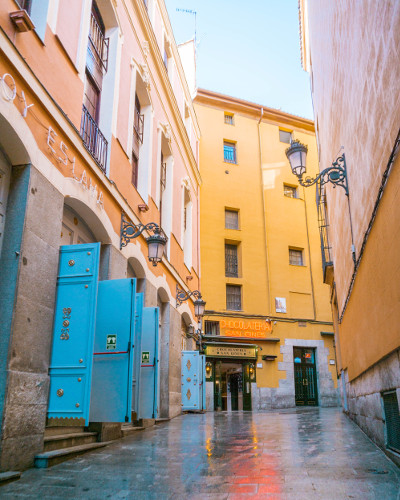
[120,213,166,249]
[176,285,203,307]
[298,154,349,195]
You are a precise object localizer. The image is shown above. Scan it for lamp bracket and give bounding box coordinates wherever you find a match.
[120,212,167,249]
[298,154,348,195]
[176,284,202,307]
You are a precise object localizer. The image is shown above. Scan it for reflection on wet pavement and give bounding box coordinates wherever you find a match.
[1,408,399,499]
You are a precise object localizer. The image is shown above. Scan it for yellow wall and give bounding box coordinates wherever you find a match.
[195,91,336,391]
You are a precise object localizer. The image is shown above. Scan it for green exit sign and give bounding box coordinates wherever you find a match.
[106,334,117,350]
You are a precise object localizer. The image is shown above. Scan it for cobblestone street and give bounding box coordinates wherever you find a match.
[1,408,399,499]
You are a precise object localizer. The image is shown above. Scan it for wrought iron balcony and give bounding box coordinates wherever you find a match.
[80,105,108,173]
[88,12,109,73]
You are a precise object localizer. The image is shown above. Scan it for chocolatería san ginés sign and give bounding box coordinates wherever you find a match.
[204,345,257,359]
[220,319,272,339]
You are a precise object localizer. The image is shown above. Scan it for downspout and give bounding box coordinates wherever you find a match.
[302,185,317,320]
[258,107,271,315]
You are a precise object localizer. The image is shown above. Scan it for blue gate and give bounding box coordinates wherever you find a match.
[89,279,136,422]
[139,307,159,419]
[181,351,206,411]
[48,243,100,426]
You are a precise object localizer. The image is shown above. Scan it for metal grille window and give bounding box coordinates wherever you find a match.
[225,244,238,277]
[88,5,109,73]
[284,185,298,198]
[226,285,241,311]
[224,141,237,164]
[225,209,239,230]
[289,248,304,266]
[224,113,234,125]
[279,129,292,144]
[205,321,220,336]
[382,392,400,453]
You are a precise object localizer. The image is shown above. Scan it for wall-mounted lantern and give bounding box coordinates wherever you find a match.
[120,212,167,266]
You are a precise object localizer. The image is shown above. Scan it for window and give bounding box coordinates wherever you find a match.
[80,1,108,172]
[382,391,400,453]
[225,244,238,277]
[17,0,32,13]
[205,321,220,336]
[225,209,239,230]
[224,141,237,164]
[226,285,242,311]
[284,185,298,198]
[279,129,292,143]
[131,152,139,188]
[133,94,144,145]
[224,113,234,125]
[289,248,304,266]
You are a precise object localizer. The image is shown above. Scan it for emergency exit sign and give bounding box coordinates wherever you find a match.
[106,334,117,350]
[142,351,150,363]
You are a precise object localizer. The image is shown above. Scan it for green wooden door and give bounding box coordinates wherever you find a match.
[242,363,252,411]
[294,347,318,406]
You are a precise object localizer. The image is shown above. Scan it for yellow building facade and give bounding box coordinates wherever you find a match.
[195,90,338,411]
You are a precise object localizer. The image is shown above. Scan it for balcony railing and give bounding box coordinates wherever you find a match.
[133,109,144,145]
[88,12,109,73]
[80,105,108,173]
[316,185,333,281]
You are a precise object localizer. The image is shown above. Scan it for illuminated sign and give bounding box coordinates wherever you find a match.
[204,345,256,359]
[219,319,272,339]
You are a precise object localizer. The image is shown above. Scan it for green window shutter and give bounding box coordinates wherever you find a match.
[383,391,400,453]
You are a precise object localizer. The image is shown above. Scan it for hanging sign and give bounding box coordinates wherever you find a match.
[106,334,117,351]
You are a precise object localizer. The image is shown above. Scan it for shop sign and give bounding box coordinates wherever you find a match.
[204,345,256,359]
[220,319,272,339]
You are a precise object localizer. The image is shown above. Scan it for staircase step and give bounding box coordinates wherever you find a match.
[121,424,145,437]
[44,432,98,452]
[35,441,111,468]
[45,426,85,437]
[0,471,21,486]
[155,418,170,423]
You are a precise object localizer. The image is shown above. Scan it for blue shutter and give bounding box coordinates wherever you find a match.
[139,307,159,419]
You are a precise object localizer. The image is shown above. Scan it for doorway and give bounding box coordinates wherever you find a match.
[293,347,318,406]
[213,360,253,411]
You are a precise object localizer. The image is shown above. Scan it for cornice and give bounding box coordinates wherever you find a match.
[124,0,202,186]
[195,88,315,133]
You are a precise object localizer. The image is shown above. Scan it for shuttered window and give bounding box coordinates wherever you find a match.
[225,209,239,229]
[382,391,400,453]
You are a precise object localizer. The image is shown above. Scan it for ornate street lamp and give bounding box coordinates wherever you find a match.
[120,212,167,266]
[285,140,348,195]
[176,285,206,351]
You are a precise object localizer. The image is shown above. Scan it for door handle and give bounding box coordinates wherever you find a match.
[303,379,308,386]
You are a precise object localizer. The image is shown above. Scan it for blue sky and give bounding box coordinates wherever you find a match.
[165,0,313,120]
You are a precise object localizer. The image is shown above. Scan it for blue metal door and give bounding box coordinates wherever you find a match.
[48,243,100,426]
[181,351,201,411]
[200,354,206,410]
[139,307,159,419]
[89,279,136,422]
[132,293,143,418]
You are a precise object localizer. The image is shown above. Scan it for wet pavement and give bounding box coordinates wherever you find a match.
[1,408,399,499]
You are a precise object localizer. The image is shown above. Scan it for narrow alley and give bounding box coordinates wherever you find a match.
[1,408,399,499]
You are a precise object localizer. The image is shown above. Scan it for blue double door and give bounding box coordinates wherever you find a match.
[47,243,159,425]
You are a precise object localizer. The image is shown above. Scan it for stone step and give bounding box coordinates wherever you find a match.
[0,471,21,486]
[34,441,111,468]
[121,424,145,437]
[43,432,98,452]
[134,418,155,428]
[44,426,85,437]
[155,418,170,424]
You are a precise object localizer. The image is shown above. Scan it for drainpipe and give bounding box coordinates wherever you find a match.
[302,185,317,320]
[257,107,272,315]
